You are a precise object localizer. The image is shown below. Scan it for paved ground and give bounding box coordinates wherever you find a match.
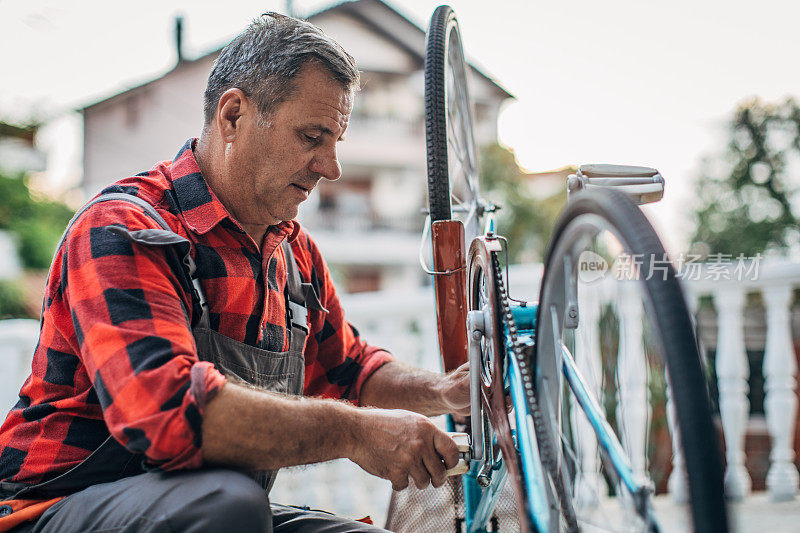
[652,492,800,532]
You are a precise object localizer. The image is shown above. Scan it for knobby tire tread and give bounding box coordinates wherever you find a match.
[425,5,455,223]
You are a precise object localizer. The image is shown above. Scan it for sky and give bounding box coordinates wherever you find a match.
[2,0,800,251]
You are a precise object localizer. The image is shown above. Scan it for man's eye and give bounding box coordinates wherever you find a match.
[303,134,320,143]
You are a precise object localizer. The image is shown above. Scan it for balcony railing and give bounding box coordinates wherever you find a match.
[1,260,798,526]
[685,260,800,502]
[300,210,424,233]
[347,114,424,137]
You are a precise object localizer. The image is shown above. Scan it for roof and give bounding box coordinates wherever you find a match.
[313,0,513,98]
[80,0,513,112]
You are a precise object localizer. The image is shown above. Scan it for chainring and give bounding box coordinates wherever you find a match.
[467,236,579,532]
[467,237,527,526]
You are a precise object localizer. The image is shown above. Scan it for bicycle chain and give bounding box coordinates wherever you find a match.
[489,253,579,532]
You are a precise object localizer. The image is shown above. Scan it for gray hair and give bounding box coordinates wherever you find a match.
[203,13,360,126]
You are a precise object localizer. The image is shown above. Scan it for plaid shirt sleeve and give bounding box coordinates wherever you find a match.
[63,200,226,470]
[294,230,394,404]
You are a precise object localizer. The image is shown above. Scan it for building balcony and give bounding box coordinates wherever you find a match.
[300,209,423,234]
[338,115,426,169]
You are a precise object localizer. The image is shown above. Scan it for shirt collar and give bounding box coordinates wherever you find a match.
[167,138,299,242]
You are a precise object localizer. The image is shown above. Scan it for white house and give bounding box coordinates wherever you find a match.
[0,123,46,177]
[79,0,512,293]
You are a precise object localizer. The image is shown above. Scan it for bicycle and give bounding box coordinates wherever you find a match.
[420,5,729,532]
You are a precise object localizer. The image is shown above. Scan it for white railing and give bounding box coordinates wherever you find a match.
[686,260,800,502]
[341,260,800,506]
[1,260,797,523]
[301,210,424,234]
[0,319,38,411]
[348,114,424,137]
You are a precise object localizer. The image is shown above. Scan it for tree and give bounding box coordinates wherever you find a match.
[691,98,800,256]
[0,171,74,270]
[479,143,567,263]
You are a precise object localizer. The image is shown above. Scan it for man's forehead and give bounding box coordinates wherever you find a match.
[301,84,353,111]
[292,89,353,129]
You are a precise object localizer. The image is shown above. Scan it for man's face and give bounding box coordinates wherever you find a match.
[224,62,353,227]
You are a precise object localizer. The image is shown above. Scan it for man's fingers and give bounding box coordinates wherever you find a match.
[391,477,409,492]
[352,410,465,492]
[432,431,460,470]
[408,461,431,490]
[454,405,471,417]
[422,448,447,488]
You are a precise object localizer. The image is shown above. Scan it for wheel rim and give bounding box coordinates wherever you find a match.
[444,21,480,243]
[536,213,690,532]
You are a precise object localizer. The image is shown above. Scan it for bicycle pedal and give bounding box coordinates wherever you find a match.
[446,460,469,477]
[446,432,471,476]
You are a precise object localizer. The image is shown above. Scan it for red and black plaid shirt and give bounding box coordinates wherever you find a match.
[0,139,393,485]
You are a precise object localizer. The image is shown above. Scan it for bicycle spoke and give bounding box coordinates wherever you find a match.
[450,190,470,213]
[446,120,472,179]
[447,113,474,178]
[446,158,474,213]
[554,362,639,532]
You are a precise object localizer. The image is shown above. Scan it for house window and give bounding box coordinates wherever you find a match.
[317,179,372,217]
[345,266,381,293]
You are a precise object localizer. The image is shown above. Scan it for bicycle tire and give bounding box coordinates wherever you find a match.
[533,188,728,532]
[424,5,481,241]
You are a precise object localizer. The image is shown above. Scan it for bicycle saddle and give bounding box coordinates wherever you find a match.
[567,164,664,204]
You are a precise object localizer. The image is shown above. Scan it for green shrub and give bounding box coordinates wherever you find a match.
[0,172,73,270]
[0,280,29,319]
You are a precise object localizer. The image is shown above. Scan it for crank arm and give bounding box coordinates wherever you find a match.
[467,309,485,461]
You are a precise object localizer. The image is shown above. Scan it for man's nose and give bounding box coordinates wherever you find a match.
[310,147,342,181]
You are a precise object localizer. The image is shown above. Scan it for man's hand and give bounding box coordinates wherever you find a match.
[436,362,470,417]
[348,408,460,491]
[360,361,471,417]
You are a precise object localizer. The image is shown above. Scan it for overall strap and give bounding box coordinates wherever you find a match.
[56,192,172,255]
[54,192,210,327]
[280,239,315,398]
[281,240,310,337]
[280,240,328,358]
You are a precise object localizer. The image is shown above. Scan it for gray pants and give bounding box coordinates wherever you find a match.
[17,469,389,532]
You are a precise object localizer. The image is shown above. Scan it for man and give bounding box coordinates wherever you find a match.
[0,13,469,532]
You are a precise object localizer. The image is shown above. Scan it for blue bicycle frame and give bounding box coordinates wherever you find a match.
[458,269,655,533]
[459,303,551,533]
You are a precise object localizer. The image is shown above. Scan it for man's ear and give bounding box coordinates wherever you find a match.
[216,88,250,142]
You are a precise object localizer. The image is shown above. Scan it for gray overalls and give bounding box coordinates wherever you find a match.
[0,192,319,500]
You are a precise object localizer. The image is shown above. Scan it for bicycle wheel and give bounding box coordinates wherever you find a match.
[533,188,728,532]
[425,5,481,244]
